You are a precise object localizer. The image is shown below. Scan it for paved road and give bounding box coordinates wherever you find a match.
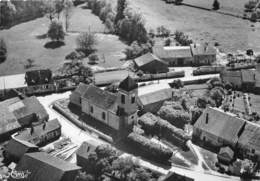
[37,92,240,181]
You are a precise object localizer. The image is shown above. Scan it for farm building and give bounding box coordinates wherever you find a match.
[4,138,39,163]
[10,152,81,181]
[237,122,260,162]
[70,76,139,131]
[217,146,234,165]
[14,118,61,146]
[190,43,216,66]
[193,107,246,149]
[0,96,48,142]
[153,46,193,66]
[221,68,260,92]
[137,88,173,114]
[69,83,90,107]
[134,52,169,73]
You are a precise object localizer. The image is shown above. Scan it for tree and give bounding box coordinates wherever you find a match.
[112,157,137,180]
[55,0,64,19]
[76,32,97,55]
[47,20,65,42]
[0,38,7,62]
[44,0,56,22]
[75,171,95,181]
[213,0,220,10]
[63,0,74,32]
[0,1,16,27]
[210,88,224,107]
[115,0,127,25]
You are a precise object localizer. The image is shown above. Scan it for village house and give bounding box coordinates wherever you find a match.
[193,107,246,149]
[69,83,90,107]
[0,96,48,142]
[153,46,193,66]
[137,88,173,114]
[9,152,81,181]
[4,119,61,162]
[237,122,260,162]
[220,65,260,92]
[190,43,216,66]
[70,76,139,131]
[134,52,169,74]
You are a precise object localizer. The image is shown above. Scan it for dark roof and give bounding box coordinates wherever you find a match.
[74,83,90,96]
[138,88,172,106]
[0,97,21,136]
[118,76,138,92]
[153,46,192,59]
[162,171,194,181]
[83,85,118,113]
[134,53,166,67]
[238,122,260,155]
[11,152,81,181]
[241,70,255,83]
[194,107,246,145]
[15,119,61,146]
[190,44,216,56]
[12,96,49,122]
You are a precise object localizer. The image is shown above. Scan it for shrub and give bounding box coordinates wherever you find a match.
[127,132,173,161]
[213,0,220,10]
[88,53,99,64]
[76,32,97,55]
[47,20,65,42]
[250,12,257,22]
[138,113,157,134]
[124,41,152,59]
[244,1,257,10]
[174,31,193,46]
[165,38,172,46]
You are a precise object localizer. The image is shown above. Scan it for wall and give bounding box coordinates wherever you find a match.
[69,92,81,107]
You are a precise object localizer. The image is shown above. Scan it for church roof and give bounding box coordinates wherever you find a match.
[118,76,138,92]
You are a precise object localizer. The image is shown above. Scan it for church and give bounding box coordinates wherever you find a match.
[69,76,138,131]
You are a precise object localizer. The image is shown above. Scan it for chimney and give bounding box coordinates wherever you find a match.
[42,122,46,130]
[30,126,34,135]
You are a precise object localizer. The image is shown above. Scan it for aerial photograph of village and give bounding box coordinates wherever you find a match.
[0,0,260,180]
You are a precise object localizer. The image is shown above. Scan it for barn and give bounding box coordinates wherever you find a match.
[134,53,169,73]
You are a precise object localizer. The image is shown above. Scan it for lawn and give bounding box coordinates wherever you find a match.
[0,4,126,76]
[129,0,260,52]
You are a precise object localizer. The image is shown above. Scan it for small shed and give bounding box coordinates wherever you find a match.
[217,146,234,165]
[134,53,169,73]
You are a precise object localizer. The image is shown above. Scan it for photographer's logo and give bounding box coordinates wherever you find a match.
[0,169,31,180]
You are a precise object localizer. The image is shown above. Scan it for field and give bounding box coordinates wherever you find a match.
[0,5,126,76]
[130,0,260,52]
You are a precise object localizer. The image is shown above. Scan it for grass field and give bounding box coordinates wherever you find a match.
[130,0,260,52]
[0,4,126,76]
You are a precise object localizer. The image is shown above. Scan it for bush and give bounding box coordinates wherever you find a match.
[174,31,193,46]
[124,41,152,59]
[250,12,257,22]
[76,32,97,55]
[165,38,172,46]
[127,132,173,161]
[213,0,220,10]
[244,1,257,10]
[138,113,157,134]
[158,105,190,129]
[47,20,65,42]
[88,53,99,64]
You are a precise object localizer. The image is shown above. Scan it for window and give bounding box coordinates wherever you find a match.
[121,94,125,104]
[102,112,106,120]
[90,106,94,113]
[131,96,135,104]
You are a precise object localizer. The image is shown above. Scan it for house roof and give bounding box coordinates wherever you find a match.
[74,83,90,96]
[76,141,99,160]
[83,85,118,113]
[162,171,194,181]
[12,152,81,181]
[138,88,172,106]
[118,76,138,92]
[190,44,216,56]
[134,53,166,67]
[0,97,21,136]
[15,119,61,145]
[241,70,255,83]
[12,96,49,122]
[194,107,246,145]
[218,146,234,159]
[238,122,260,155]
[153,46,192,59]
[221,70,242,78]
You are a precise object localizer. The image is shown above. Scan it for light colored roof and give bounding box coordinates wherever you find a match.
[138,82,171,96]
[241,70,255,83]
[190,44,216,56]
[153,46,192,59]
[0,73,27,90]
[138,88,172,106]
[134,53,166,67]
[194,107,246,144]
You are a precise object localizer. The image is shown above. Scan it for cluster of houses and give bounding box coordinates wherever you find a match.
[193,107,260,164]
[221,64,260,92]
[134,43,216,74]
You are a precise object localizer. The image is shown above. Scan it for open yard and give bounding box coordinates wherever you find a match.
[0,4,126,76]
[130,0,260,52]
